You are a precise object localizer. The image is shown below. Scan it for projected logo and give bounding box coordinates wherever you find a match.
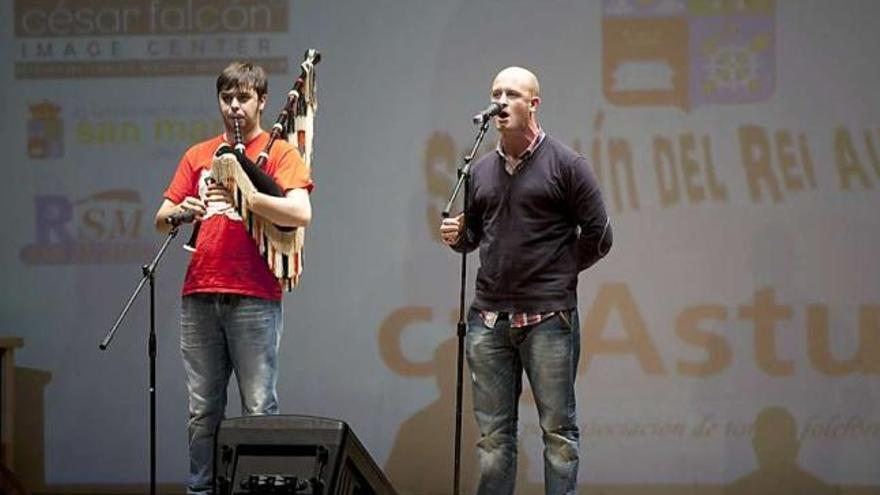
[20,189,154,264]
[602,0,775,111]
[27,101,64,159]
[13,0,289,79]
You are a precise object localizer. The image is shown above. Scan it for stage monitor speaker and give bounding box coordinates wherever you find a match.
[214,415,398,495]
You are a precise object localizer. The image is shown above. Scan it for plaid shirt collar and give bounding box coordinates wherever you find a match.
[496,130,545,175]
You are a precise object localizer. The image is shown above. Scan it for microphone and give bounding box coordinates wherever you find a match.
[472,102,507,124]
[165,209,196,227]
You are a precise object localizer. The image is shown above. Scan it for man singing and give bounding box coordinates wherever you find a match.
[440,66,612,495]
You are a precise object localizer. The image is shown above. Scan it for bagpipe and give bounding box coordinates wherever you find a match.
[184,49,321,291]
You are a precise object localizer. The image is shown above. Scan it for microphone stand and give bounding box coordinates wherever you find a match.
[99,224,182,495]
[441,115,493,495]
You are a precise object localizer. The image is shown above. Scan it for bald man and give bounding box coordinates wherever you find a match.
[440,67,612,494]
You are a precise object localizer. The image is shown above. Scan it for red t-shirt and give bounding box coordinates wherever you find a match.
[163,132,313,301]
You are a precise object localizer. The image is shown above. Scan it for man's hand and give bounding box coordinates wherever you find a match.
[205,182,234,208]
[179,195,207,220]
[440,213,465,246]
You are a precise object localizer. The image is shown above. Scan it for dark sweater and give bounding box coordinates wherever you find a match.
[453,135,612,312]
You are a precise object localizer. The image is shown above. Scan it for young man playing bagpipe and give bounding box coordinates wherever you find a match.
[154,61,313,495]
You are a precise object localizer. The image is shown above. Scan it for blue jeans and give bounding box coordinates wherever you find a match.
[466,308,580,495]
[180,294,283,495]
